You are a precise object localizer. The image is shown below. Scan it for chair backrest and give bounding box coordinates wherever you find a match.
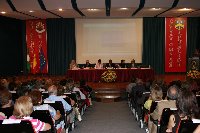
[46,101,65,116]
[30,110,55,133]
[0,120,35,133]
[0,106,14,118]
[159,108,178,133]
[178,120,199,133]
[150,101,159,113]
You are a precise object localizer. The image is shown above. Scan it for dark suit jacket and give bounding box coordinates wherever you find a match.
[84,63,91,68]
[106,63,116,68]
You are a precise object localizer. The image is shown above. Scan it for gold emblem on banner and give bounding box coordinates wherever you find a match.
[36,22,45,33]
[174,18,185,30]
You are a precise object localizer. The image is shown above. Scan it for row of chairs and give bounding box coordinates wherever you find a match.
[127,92,200,133]
[0,90,88,133]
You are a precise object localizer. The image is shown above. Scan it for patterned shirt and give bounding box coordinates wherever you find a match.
[33,104,56,118]
[9,116,45,133]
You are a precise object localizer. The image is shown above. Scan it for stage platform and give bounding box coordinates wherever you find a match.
[88,82,129,103]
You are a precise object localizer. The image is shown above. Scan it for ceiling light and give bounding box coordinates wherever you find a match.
[29,10,34,13]
[120,8,128,10]
[1,11,6,14]
[58,8,63,11]
[179,8,192,11]
[87,9,98,11]
[151,8,161,10]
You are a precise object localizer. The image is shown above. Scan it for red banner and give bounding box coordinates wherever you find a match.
[165,18,187,72]
[26,20,48,74]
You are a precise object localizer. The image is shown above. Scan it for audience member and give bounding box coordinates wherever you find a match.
[126,77,137,94]
[45,85,72,112]
[28,90,64,132]
[148,85,179,133]
[8,96,51,133]
[144,84,163,111]
[69,59,78,70]
[95,59,103,69]
[0,78,9,89]
[166,90,200,132]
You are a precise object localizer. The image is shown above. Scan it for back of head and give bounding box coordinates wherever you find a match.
[177,90,199,118]
[151,84,163,101]
[13,96,33,119]
[0,90,12,106]
[28,90,42,106]
[167,85,179,100]
[48,85,57,95]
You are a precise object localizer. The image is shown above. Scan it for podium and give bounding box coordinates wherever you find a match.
[188,57,199,71]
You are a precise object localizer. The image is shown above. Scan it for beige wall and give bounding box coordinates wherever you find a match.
[76,18,143,64]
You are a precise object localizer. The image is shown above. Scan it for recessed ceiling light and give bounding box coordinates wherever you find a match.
[1,11,6,14]
[58,8,63,11]
[120,8,128,10]
[179,8,192,11]
[151,8,161,10]
[29,10,34,13]
[87,9,98,11]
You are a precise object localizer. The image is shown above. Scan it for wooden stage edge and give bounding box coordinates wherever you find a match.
[88,74,186,91]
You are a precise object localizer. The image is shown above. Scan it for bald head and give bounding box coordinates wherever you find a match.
[48,85,57,95]
[167,85,179,100]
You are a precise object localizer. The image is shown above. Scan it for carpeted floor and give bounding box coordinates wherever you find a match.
[72,101,145,133]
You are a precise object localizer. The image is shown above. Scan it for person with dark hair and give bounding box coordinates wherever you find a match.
[69,59,78,70]
[95,59,103,69]
[0,90,14,118]
[148,85,179,133]
[84,60,91,68]
[16,85,30,97]
[28,90,64,132]
[106,59,116,68]
[120,59,126,68]
[166,90,200,132]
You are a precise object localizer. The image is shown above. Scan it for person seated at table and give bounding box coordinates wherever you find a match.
[69,59,78,70]
[120,59,126,68]
[84,60,91,68]
[95,59,103,69]
[129,59,136,68]
[106,59,116,68]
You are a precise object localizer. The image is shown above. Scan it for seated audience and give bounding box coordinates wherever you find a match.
[69,59,78,70]
[166,90,199,132]
[148,85,179,133]
[144,84,163,111]
[126,77,137,94]
[0,90,14,118]
[95,59,103,69]
[166,90,200,132]
[0,78,9,89]
[8,96,51,133]
[45,85,72,112]
[28,90,64,132]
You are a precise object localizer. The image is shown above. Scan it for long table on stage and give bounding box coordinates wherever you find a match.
[67,68,155,82]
